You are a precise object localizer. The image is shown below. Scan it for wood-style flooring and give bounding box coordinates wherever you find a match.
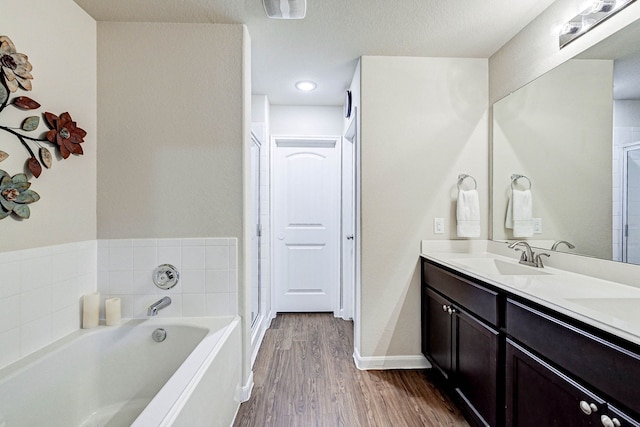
[234,313,470,427]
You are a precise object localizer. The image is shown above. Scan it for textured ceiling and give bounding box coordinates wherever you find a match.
[74,0,557,105]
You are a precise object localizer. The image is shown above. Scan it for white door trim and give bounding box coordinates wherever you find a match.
[270,135,342,315]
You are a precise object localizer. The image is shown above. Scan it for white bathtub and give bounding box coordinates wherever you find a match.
[0,316,242,427]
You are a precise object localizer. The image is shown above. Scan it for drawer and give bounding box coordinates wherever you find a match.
[423,260,499,325]
[506,298,640,418]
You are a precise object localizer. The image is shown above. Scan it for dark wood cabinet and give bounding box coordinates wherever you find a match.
[423,287,500,427]
[506,338,605,427]
[454,307,500,427]
[424,288,453,376]
[421,258,640,427]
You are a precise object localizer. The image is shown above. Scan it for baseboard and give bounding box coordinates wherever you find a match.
[353,347,432,370]
[239,371,254,403]
[250,315,270,368]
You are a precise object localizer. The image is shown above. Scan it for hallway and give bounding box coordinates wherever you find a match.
[234,313,469,426]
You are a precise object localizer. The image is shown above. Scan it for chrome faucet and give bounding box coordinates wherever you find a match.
[508,241,549,268]
[509,241,535,266]
[147,296,171,316]
[551,240,575,251]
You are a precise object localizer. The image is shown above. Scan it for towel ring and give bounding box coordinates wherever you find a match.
[457,174,477,190]
[511,174,532,190]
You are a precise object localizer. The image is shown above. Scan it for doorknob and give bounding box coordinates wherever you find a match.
[346,235,354,240]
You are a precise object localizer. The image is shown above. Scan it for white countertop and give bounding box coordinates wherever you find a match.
[420,244,640,347]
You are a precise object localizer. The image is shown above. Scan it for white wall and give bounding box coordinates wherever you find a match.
[0,0,97,252]
[96,22,246,241]
[359,56,488,360]
[490,0,640,103]
[270,105,343,136]
[0,0,97,368]
[493,59,613,259]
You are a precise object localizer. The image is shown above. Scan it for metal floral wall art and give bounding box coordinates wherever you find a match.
[0,170,39,219]
[0,35,87,219]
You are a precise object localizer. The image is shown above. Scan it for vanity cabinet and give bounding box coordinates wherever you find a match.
[421,258,640,427]
[506,299,640,427]
[422,263,501,427]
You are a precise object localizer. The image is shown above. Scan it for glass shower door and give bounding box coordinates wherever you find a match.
[624,147,640,265]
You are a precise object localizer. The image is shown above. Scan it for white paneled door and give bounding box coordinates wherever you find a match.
[273,137,340,312]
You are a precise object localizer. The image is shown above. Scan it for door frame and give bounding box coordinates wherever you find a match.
[341,114,358,320]
[270,135,342,316]
[622,142,640,263]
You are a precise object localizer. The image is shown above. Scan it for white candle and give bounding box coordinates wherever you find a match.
[105,297,121,326]
[82,292,100,329]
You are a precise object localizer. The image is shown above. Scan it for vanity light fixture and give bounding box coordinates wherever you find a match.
[295,80,317,91]
[560,0,637,48]
[263,0,306,19]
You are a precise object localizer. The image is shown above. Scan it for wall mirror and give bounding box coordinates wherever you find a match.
[492,17,640,265]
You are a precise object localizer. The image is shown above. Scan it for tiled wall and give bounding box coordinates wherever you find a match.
[97,238,238,319]
[0,241,97,369]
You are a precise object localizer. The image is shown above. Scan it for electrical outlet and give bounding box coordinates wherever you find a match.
[533,218,542,234]
[434,218,444,234]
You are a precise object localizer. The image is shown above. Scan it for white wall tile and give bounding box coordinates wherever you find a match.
[109,271,134,295]
[109,247,134,271]
[0,241,99,368]
[206,293,231,316]
[21,316,52,356]
[52,251,79,283]
[158,246,182,270]
[205,246,229,270]
[133,246,158,271]
[133,239,157,247]
[52,278,79,312]
[21,287,52,325]
[0,260,21,299]
[21,255,52,292]
[182,246,206,269]
[133,270,158,295]
[52,305,78,341]
[157,238,181,247]
[0,328,20,368]
[0,295,21,334]
[205,269,229,293]
[182,294,206,317]
[181,269,206,294]
[205,238,228,246]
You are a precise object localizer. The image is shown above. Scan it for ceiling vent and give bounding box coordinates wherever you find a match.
[263,0,306,19]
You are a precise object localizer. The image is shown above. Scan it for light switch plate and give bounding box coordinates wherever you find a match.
[434,218,444,234]
[533,218,542,234]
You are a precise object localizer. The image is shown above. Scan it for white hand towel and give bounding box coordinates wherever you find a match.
[505,189,533,237]
[456,189,480,238]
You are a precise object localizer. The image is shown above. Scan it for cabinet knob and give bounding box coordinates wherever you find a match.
[442,304,448,312]
[601,415,622,427]
[448,307,457,315]
[580,400,598,415]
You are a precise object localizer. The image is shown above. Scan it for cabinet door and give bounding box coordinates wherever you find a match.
[506,339,605,427]
[454,307,500,427]
[425,288,452,377]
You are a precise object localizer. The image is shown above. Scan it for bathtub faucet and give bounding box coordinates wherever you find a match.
[147,296,171,316]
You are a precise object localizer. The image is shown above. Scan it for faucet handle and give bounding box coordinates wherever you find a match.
[534,252,550,268]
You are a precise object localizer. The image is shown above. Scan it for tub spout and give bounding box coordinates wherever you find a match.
[147,296,171,316]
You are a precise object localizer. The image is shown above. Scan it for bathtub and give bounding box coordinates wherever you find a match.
[0,316,241,427]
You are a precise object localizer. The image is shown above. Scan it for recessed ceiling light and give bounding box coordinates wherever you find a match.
[295,81,317,91]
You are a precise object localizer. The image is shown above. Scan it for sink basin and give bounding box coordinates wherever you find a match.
[453,258,551,276]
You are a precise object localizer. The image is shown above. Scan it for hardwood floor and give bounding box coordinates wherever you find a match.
[234,313,470,427]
